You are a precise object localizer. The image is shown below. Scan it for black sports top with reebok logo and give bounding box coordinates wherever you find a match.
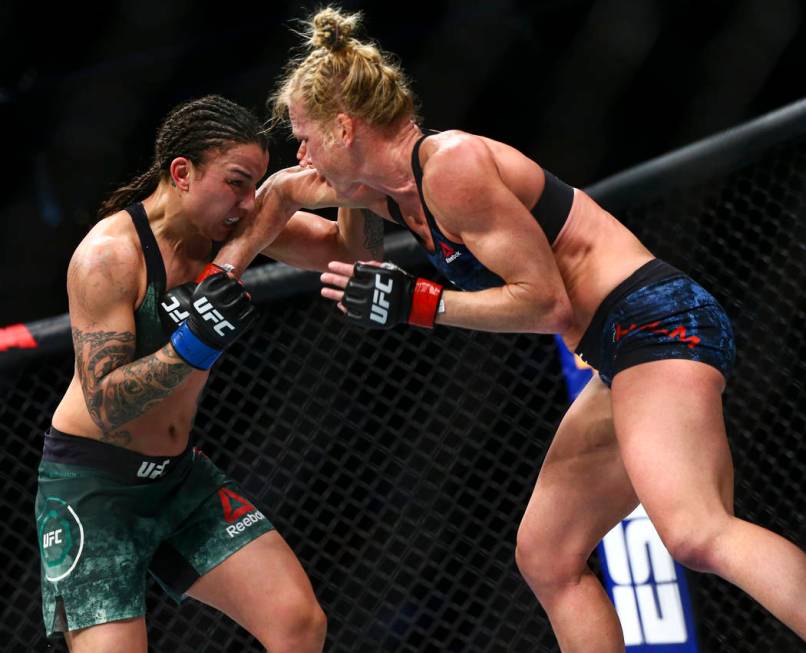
[385,131,575,291]
[126,202,169,358]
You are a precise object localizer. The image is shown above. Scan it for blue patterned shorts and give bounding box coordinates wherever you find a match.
[575,260,735,387]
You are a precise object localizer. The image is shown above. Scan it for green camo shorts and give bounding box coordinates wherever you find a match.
[35,429,274,636]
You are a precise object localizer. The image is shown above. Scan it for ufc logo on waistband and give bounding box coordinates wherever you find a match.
[193,297,236,336]
[371,276,393,325]
[161,295,190,324]
[137,459,171,479]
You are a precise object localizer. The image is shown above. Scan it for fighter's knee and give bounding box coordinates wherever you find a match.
[286,598,327,651]
[256,593,327,653]
[515,527,586,593]
[655,516,728,573]
[297,600,327,644]
[312,603,328,641]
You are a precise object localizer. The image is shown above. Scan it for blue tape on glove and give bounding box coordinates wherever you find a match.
[170,322,221,370]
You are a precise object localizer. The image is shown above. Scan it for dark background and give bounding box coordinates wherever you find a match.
[2,0,806,326]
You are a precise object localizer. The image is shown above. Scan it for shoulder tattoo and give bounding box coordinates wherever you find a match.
[361,209,384,260]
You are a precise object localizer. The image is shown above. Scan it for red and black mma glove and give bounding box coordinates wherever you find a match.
[343,262,443,329]
[166,264,258,370]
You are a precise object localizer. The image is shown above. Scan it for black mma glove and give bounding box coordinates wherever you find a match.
[343,262,443,329]
[159,282,194,334]
[169,264,258,370]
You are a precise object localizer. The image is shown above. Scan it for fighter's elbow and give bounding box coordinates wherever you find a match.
[331,232,359,265]
[521,288,573,335]
[545,295,574,334]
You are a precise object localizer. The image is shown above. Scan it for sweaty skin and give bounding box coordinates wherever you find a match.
[208,88,806,648]
[52,143,268,456]
[217,124,654,346]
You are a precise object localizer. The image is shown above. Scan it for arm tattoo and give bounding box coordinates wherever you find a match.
[72,328,193,445]
[361,209,385,260]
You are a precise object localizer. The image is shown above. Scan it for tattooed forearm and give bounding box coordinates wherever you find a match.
[101,346,193,441]
[72,328,193,440]
[361,209,384,260]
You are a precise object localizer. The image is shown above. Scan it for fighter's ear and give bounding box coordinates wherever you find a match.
[335,113,355,146]
[169,157,192,191]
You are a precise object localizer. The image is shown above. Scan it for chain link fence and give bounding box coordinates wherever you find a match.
[1,102,804,652]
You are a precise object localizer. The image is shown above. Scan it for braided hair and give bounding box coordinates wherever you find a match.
[97,95,268,219]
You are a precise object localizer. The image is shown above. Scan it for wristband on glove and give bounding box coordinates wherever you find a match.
[408,277,443,327]
[196,262,235,282]
[161,282,220,369]
[342,262,443,329]
[170,322,222,370]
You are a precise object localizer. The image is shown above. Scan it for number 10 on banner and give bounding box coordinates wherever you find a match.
[598,505,699,650]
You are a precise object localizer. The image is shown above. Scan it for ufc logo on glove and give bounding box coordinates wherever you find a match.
[371,276,394,325]
[342,262,443,329]
[193,297,236,336]
[169,267,258,370]
[160,295,190,325]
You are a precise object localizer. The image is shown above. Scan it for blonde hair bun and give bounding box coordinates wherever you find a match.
[269,5,417,129]
[311,7,360,51]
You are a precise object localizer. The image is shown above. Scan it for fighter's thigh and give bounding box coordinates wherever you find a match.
[186,530,319,634]
[36,469,151,639]
[519,373,638,550]
[610,359,734,522]
[64,617,147,653]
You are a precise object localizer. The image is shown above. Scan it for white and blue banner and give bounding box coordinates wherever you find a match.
[554,336,700,651]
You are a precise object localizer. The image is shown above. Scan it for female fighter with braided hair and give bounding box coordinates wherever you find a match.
[36,95,341,653]
[214,7,806,651]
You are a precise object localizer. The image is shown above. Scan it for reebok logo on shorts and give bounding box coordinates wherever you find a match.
[225,511,266,538]
[218,487,265,538]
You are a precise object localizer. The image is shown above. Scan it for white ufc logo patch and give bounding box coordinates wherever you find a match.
[42,529,63,549]
[193,297,236,336]
[370,276,393,324]
[160,295,190,324]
